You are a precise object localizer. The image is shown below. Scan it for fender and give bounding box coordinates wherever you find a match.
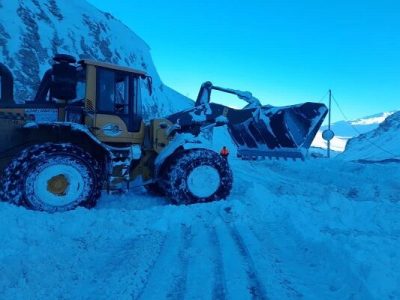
[23,121,113,168]
[154,132,213,177]
[24,122,108,150]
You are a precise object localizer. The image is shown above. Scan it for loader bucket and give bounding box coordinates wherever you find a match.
[219,102,328,159]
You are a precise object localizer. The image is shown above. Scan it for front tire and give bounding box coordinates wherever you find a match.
[162,149,233,205]
[0,143,103,213]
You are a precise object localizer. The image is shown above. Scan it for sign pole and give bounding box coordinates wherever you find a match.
[322,90,335,158]
[327,89,332,158]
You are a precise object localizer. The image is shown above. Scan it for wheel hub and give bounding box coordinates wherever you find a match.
[187,166,221,198]
[26,162,87,207]
[47,174,69,196]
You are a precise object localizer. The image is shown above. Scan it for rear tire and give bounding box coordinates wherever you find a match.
[144,182,165,196]
[0,143,103,213]
[162,149,233,205]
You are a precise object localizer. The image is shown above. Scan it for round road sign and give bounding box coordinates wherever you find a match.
[322,129,335,141]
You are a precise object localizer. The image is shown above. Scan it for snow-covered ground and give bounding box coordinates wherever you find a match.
[311,131,348,153]
[340,111,400,161]
[1,154,399,299]
[311,111,396,153]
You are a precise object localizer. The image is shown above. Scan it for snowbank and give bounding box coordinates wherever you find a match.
[311,111,396,153]
[340,111,400,161]
[1,158,399,299]
[311,130,349,152]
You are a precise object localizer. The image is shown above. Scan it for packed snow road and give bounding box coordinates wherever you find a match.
[0,158,399,299]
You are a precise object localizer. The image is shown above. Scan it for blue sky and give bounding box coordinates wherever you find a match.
[88,0,399,121]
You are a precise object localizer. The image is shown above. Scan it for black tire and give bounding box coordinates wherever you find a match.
[144,182,165,196]
[162,149,233,205]
[0,143,103,213]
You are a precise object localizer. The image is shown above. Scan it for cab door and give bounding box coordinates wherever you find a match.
[93,67,143,144]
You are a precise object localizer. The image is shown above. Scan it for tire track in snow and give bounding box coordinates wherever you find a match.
[133,233,169,300]
[183,222,221,300]
[247,223,304,299]
[82,232,167,299]
[209,226,227,300]
[227,223,269,300]
[166,225,193,300]
[135,225,192,300]
[248,227,303,299]
[216,209,268,300]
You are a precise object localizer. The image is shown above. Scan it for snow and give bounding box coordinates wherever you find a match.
[215,115,229,124]
[231,90,261,108]
[340,111,400,161]
[1,155,399,299]
[213,125,238,157]
[1,114,399,298]
[130,145,142,160]
[189,110,207,122]
[312,130,349,152]
[311,111,396,152]
[351,111,395,126]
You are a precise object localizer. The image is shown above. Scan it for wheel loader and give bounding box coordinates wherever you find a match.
[0,54,327,212]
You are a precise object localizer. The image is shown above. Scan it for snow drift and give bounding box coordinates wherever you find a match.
[312,111,396,152]
[1,157,399,299]
[340,111,400,161]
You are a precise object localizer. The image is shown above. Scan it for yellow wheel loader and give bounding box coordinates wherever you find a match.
[0,54,327,212]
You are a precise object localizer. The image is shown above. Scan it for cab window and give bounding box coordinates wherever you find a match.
[97,68,130,114]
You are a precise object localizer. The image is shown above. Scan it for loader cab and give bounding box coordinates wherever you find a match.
[31,55,151,144]
[80,59,151,144]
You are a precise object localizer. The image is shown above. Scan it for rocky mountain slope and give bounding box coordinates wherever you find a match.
[339,111,400,161]
[0,0,193,118]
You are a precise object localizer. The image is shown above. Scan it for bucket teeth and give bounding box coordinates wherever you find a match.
[225,102,328,160]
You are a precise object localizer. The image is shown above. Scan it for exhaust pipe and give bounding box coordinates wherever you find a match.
[0,63,14,105]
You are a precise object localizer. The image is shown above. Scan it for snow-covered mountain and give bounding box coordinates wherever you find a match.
[350,111,394,127]
[0,0,193,118]
[312,111,396,152]
[339,111,400,161]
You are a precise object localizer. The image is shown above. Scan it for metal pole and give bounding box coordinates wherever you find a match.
[327,89,332,158]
